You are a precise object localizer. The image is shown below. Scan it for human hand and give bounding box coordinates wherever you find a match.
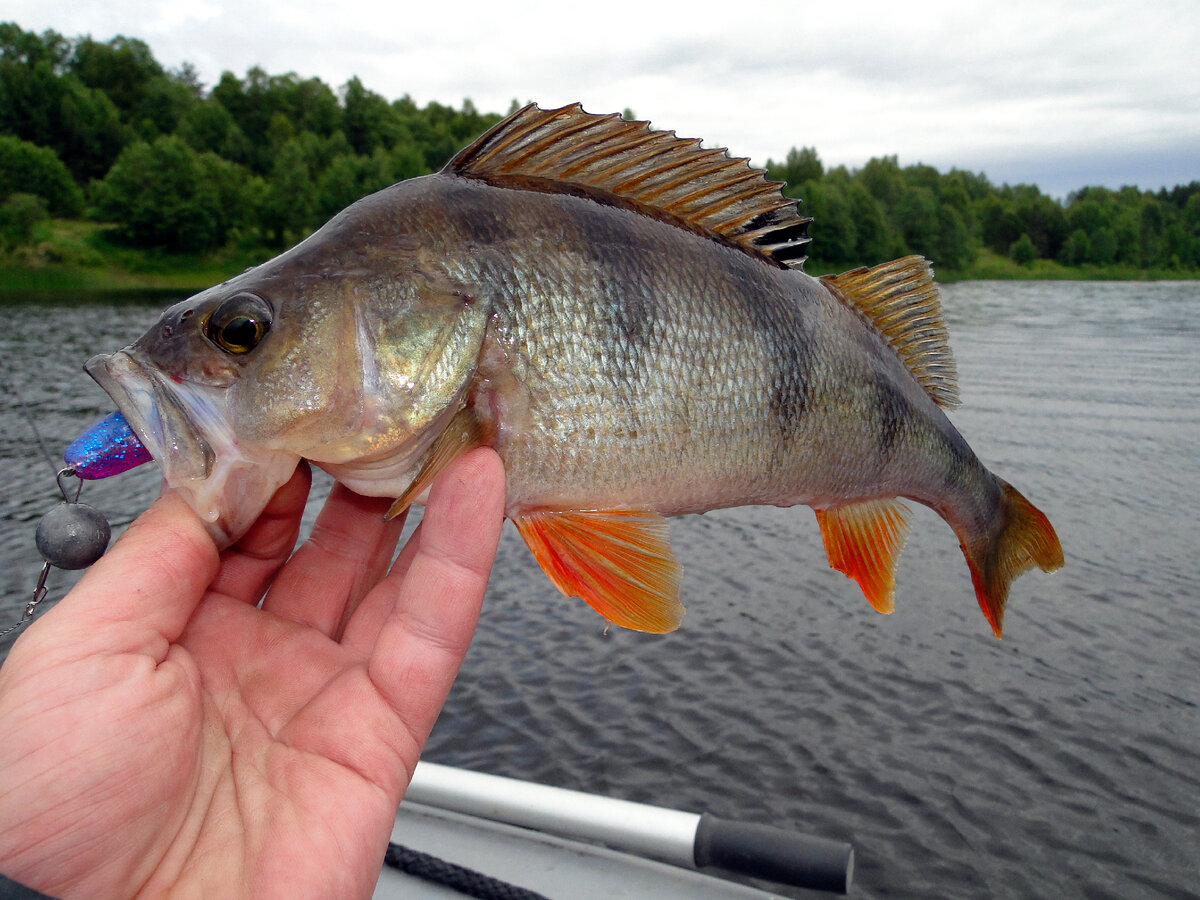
[0,447,506,899]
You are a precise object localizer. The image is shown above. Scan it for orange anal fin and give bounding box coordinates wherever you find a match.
[385,406,489,520]
[512,507,684,634]
[814,499,913,614]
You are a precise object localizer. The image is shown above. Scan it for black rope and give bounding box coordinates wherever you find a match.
[385,842,551,900]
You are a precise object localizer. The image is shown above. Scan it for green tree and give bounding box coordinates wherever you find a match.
[0,135,83,215]
[0,25,128,181]
[397,97,497,170]
[858,156,906,210]
[211,67,337,172]
[342,76,398,156]
[67,34,197,138]
[259,138,317,246]
[315,148,397,219]
[0,23,72,69]
[1009,232,1036,265]
[801,179,857,264]
[179,99,251,160]
[1059,229,1092,266]
[69,36,162,113]
[1138,199,1165,267]
[844,181,896,261]
[889,185,974,268]
[903,163,942,196]
[0,192,49,250]
[934,205,976,269]
[96,135,253,250]
[935,170,974,216]
[210,70,259,164]
[945,168,993,204]
[895,186,938,257]
[1066,195,1109,235]
[54,77,127,181]
[1089,227,1118,264]
[1111,206,1141,264]
[1162,224,1191,268]
[1011,186,1066,259]
[978,196,1022,254]
[1182,194,1200,264]
[289,76,341,137]
[768,146,823,189]
[389,142,429,182]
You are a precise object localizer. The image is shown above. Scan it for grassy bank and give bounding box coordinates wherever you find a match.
[940,249,1200,281]
[0,220,272,295]
[3,221,1198,297]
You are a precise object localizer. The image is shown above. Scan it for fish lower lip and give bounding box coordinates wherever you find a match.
[84,351,214,482]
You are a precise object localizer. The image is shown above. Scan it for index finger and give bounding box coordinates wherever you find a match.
[207,462,312,605]
[352,448,505,745]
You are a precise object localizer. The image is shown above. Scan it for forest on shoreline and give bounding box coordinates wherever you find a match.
[2,22,1198,291]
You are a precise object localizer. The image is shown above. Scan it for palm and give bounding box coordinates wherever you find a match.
[0,449,505,899]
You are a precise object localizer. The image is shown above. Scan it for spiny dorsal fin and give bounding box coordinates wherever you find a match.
[444,103,812,270]
[822,256,960,409]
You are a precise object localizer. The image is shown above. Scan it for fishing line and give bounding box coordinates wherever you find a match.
[0,357,112,638]
[0,354,65,488]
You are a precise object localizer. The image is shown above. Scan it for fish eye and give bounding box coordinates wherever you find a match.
[206,293,272,355]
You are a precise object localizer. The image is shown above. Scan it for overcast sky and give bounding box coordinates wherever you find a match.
[8,0,1198,199]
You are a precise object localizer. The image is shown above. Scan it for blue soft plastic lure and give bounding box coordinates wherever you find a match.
[65,410,152,480]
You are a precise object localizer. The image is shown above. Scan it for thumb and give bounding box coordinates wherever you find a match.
[20,490,219,662]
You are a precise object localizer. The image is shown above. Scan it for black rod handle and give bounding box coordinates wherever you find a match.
[693,812,854,894]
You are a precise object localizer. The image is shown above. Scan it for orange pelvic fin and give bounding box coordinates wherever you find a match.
[815,499,913,614]
[512,507,684,633]
[386,406,487,519]
[961,481,1064,639]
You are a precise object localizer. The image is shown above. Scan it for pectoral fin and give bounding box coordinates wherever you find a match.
[385,406,489,519]
[512,507,684,633]
[815,499,912,614]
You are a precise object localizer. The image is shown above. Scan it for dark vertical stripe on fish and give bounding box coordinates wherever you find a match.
[447,189,518,248]
[874,378,908,461]
[742,286,812,435]
[573,211,660,360]
[940,426,981,502]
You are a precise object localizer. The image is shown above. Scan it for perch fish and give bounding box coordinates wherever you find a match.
[83,103,1063,637]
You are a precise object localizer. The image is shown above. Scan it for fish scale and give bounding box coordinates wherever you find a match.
[78,102,1062,638]
[480,219,779,510]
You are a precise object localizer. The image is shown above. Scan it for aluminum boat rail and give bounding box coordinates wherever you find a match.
[400,761,853,895]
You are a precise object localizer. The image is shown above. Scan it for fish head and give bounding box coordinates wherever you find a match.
[84,272,352,544]
[85,181,493,544]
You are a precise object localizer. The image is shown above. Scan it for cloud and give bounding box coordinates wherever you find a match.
[5,0,1197,194]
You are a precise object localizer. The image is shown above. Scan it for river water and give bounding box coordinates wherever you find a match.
[0,281,1196,898]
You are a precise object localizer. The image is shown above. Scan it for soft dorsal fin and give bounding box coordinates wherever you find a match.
[822,256,960,409]
[444,103,812,269]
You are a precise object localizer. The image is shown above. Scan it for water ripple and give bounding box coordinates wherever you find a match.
[2,284,1199,898]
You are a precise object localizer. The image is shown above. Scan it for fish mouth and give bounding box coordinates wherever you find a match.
[85,350,216,484]
[84,349,299,546]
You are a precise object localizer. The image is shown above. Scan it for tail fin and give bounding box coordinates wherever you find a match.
[961,481,1063,638]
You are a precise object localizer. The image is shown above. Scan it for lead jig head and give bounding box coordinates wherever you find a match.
[35,501,111,570]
